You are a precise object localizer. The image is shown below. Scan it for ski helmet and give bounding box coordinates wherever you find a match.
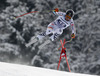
[66,9,74,19]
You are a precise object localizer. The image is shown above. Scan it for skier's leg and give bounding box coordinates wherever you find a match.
[50,29,63,41]
[26,23,54,47]
[49,33,60,41]
[36,22,54,40]
[38,29,63,49]
[25,36,39,47]
[37,23,53,40]
[39,39,51,49]
[38,29,62,49]
[38,32,59,49]
[26,31,46,47]
[37,31,46,40]
[38,28,53,49]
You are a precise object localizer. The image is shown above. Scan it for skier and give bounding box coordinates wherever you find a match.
[26,8,76,49]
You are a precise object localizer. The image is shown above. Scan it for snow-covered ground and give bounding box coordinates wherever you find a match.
[0,0,100,75]
[0,62,97,76]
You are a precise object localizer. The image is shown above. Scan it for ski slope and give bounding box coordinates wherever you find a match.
[0,62,97,76]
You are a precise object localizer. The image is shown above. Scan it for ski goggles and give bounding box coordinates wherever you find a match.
[65,15,71,19]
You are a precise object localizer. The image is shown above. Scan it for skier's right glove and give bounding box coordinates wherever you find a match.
[53,8,59,15]
[71,33,75,39]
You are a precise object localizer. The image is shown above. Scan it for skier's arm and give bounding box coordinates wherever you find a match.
[70,22,76,38]
[55,12,65,16]
[53,8,65,16]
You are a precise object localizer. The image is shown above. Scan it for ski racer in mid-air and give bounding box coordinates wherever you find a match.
[26,8,76,48]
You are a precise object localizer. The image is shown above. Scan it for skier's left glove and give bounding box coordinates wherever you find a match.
[71,33,75,39]
[53,8,59,14]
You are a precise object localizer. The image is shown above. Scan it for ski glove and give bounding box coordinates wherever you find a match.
[53,8,59,15]
[71,33,75,39]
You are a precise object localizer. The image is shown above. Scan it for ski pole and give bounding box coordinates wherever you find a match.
[14,11,38,19]
[13,9,53,19]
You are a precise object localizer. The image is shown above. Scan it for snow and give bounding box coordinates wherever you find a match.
[0,62,97,76]
[0,0,100,75]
